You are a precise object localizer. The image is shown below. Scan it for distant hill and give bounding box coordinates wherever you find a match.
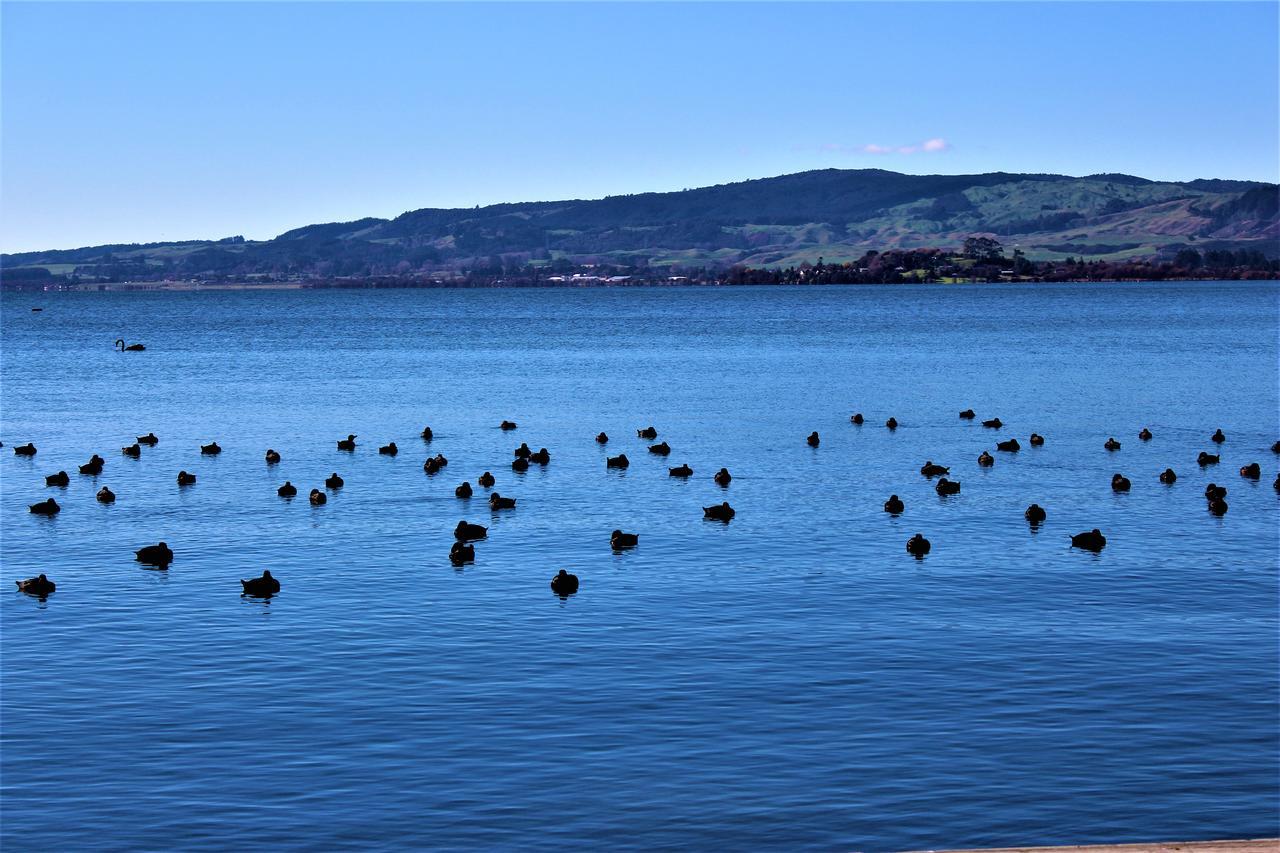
[4,168,1277,281]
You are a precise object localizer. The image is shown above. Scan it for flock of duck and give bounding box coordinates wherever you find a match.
[10,413,1280,601]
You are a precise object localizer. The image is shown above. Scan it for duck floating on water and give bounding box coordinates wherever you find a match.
[45,471,69,488]
[122,443,141,458]
[455,520,487,541]
[648,441,671,456]
[596,432,609,444]
[1104,437,1121,451]
[703,502,735,521]
[885,417,898,431]
[489,492,516,510]
[714,467,732,486]
[177,471,196,485]
[1239,462,1261,480]
[1029,433,1045,446]
[906,533,931,557]
[883,495,904,514]
[137,433,159,446]
[514,443,532,459]
[511,457,530,472]
[432,453,448,468]
[80,455,105,475]
[982,417,1003,429]
[1111,473,1131,492]
[1208,496,1229,515]
[478,471,495,488]
[551,569,579,596]
[606,454,629,469]
[96,486,116,503]
[241,570,279,597]
[455,481,473,498]
[637,426,658,439]
[1159,468,1177,484]
[29,498,60,516]
[959,409,975,420]
[421,426,433,441]
[935,477,961,495]
[669,463,693,477]
[1139,428,1153,441]
[1211,429,1225,444]
[201,441,221,455]
[424,457,443,475]
[337,434,357,451]
[1070,529,1107,551]
[500,420,518,431]
[530,448,550,465]
[1204,483,1227,501]
[13,443,36,457]
[135,542,174,567]
[807,431,820,447]
[16,574,55,597]
[996,438,1021,452]
[379,442,398,456]
[977,451,994,467]
[450,542,474,565]
[1025,504,1046,524]
[920,461,949,478]
[265,449,281,464]
[611,530,638,549]
[1198,451,1220,466]
[278,482,297,497]
[309,489,326,505]
[850,413,864,425]
[325,473,344,489]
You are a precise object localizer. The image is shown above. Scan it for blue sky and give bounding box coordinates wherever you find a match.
[2,1,1277,253]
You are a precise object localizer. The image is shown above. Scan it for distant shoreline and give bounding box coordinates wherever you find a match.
[6,275,1278,293]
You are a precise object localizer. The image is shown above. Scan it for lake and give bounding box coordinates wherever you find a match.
[2,282,1277,851]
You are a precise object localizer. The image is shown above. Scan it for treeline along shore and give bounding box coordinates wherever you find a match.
[3,238,1277,291]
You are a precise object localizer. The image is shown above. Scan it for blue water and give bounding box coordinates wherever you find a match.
[2,282,1278,851]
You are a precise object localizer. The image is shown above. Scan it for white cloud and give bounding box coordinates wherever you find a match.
[821,138,951,156]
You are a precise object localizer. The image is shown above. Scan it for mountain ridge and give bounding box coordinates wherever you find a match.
[4,168,1277,281]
